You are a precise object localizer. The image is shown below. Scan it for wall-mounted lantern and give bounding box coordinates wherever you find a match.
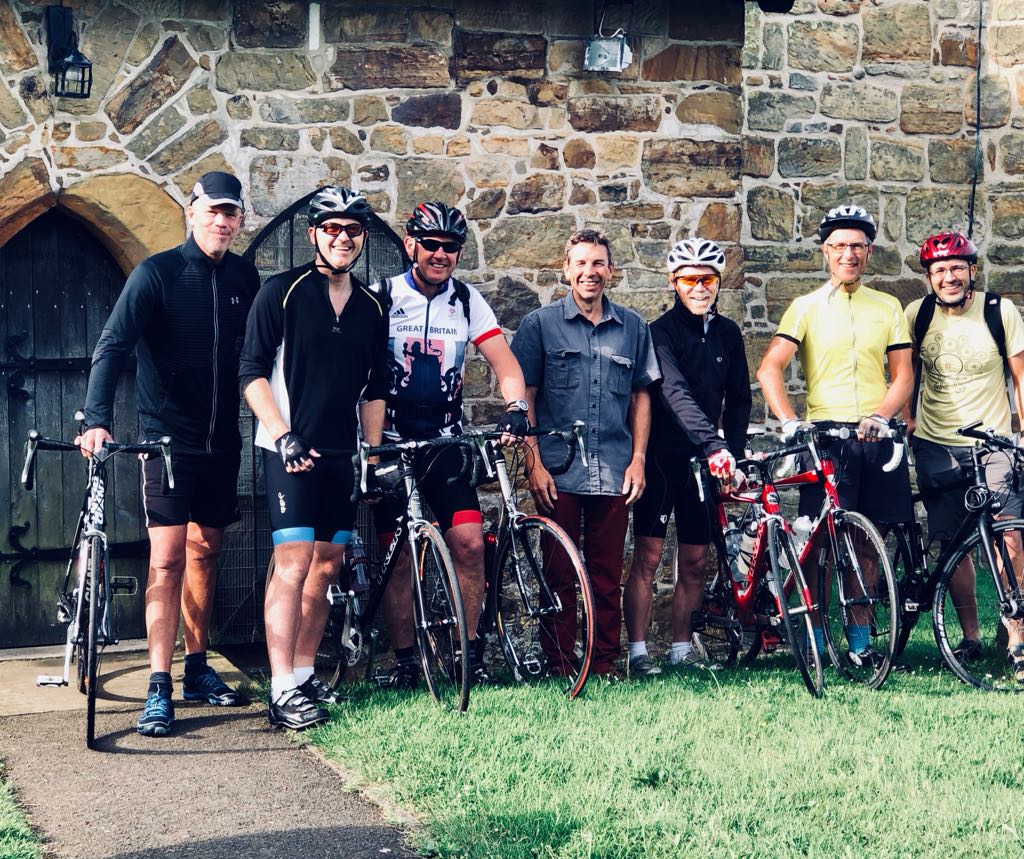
[46,5,92,99]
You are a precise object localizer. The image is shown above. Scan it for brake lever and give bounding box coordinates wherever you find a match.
[572,420,588,467]
[358,443,370,496]
[472,435,495,480]
[21,431,39,490]
[159,437,175,489]
[690,457,705,504]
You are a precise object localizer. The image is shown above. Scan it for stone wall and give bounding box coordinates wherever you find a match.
[742,0,1024,421]
[0,0,750,428]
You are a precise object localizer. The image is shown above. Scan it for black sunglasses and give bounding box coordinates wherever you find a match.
[319,222,365,238]
[417,237,462,254]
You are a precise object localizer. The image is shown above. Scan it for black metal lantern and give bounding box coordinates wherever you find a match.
[46,5,92,99]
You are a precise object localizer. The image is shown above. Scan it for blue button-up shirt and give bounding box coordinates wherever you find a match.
[511,294,660,495]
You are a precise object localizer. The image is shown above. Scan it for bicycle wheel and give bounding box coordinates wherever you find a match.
[492,516,593,698]
[883,524,922,663]
[766,520,824,697]
[85,539,102,750]
[411,522,470,711]
[934,519,1024,692]
[692,569,754,669]
[818,512,899,689]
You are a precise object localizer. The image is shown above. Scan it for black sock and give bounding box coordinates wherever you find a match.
[148,671,172,698]
[184,651,207,678]
[395,646,416,665]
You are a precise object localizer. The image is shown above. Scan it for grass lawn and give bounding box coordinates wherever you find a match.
[0,767,41,859]
[309,630,1024,859]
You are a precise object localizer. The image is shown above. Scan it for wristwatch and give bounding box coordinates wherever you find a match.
[506,399,529,413]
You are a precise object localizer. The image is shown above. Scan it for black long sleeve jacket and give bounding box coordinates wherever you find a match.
[648,298,752,458]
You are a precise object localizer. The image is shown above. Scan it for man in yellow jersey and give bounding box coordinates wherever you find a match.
[757,204,914,664]
[906,231,1024,681]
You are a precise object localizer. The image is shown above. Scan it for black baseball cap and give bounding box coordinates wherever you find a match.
[189,171,244,208]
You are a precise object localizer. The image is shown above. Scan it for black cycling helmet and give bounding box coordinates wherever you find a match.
[817,204,877,244]
[406,202,468,243]
[307,185,373,227]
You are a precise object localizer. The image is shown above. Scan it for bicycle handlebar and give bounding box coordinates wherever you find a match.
[21,431,174,492]
[956,420,1023,454]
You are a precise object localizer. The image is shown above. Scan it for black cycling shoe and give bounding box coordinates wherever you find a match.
[846,646,886,670]
[268,690,329,730]
[386,660,420,691]
[297,675,349,705]
[952,639,984,663]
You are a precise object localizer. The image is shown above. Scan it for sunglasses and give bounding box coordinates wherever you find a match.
[673,274,720,288]
[319,223,365,238]
[417,237,462,254]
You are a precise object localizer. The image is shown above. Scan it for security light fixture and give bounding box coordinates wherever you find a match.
[584,0,634,72]
[46,5,92,99]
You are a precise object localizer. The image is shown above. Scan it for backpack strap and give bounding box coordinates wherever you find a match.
[983,293,1017,429]
[910,293,937,419]
[449,277,472,327]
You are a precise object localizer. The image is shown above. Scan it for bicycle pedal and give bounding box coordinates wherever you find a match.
[36,675,68,687]
[903,600,920,612]
[110,576,137,595]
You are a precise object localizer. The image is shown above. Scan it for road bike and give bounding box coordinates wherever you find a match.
[690,438,825,698]
[22,418,173,749]
[470,423,594,698]
[884,421,1024,691]
[769,424,901,690]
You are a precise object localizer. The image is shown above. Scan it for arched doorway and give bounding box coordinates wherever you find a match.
[1,210,148,647]
[209,197,410,643]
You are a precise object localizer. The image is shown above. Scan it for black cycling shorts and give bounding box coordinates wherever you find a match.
[797,428,913,524]
[142,449,241,529]
[263,448,356,545]
[632,449,715,544]
[371,443,481,536]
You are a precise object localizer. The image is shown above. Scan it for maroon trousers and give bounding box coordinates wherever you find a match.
[546,492,629,674]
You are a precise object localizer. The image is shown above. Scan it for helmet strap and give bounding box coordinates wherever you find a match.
[934,277,974,310]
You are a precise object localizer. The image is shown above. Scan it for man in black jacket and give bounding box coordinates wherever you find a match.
[623,238,751,675]
[81,171,259,736]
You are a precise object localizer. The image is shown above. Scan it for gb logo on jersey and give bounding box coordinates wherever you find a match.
[448,304,457,318]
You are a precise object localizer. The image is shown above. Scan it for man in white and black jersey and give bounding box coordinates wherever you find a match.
[240,186,389,729]
[372,202,528,687]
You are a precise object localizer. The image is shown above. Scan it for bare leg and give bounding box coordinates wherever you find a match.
[293,542,346,668]
[145,525,188,674]
[671,544,710,643]
[264,541,315,678]
[382,542,415,651]
[623,536,665,644]
[180,523,224,655]
[445,521,485,642]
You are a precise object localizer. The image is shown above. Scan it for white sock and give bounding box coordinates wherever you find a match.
[669,641,694,664]
[628,641,648,659]
[294,665,315,685]
[271,673,297,703]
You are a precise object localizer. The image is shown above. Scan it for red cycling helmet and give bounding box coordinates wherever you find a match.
[919,231,978,270]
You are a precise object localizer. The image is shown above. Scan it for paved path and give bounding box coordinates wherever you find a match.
[0,650,417,859]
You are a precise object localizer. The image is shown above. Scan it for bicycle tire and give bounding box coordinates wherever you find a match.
[411,522,471,711]
[818,512,899,690]
[491,516,594,698]
[264,555,348,690]
[766,520,825,698]
[85,539,102,750]
[933,519,1024,692]
[884,524,921,663]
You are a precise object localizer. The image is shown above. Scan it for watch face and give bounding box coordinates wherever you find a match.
[509,400,529,412]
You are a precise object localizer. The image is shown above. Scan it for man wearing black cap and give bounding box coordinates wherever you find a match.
[81,170,259,737]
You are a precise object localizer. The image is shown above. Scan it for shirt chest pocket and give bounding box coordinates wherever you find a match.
[547,348,582,389]
[608,354,634,395]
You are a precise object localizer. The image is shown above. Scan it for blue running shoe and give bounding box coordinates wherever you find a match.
[183,666,242,706]
[136,692,175,737]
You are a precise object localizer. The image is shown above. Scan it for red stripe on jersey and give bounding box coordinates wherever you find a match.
[473,328,502,347]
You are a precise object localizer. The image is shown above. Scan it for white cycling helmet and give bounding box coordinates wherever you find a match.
[666,238,726,276]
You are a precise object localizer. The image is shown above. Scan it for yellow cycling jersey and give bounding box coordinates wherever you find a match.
[775,281,911,423]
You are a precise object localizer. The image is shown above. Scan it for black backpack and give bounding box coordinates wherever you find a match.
[910,291,1011,420]
[377,274,472,325]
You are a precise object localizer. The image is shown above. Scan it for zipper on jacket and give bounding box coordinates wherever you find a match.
[206,269,220,454]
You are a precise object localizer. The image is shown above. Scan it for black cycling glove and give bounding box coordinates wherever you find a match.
[495,409,529,437]
[275,431,310,468]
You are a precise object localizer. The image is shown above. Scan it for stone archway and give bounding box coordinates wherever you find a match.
[0,158,185,274]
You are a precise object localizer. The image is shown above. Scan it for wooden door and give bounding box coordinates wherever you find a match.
[1,210,148,647]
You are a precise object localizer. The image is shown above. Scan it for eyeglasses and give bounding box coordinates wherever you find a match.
[825,242,870,255]
[319,222,365,238]
[928,263,971,279]
[673,274,720,288]
[417,237,462,254]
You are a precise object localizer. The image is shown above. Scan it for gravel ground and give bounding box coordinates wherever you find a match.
[0,703,418,859]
